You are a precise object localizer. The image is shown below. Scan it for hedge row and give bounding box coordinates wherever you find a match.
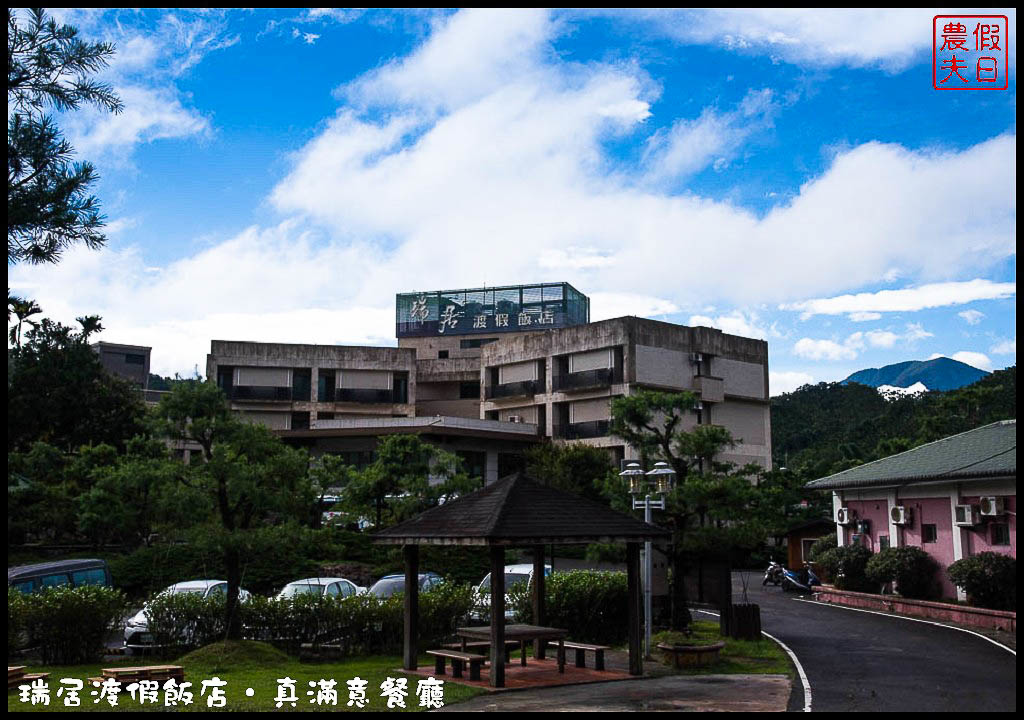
[812,540,1015,609]
[9,586,128,664]
[509,570,629,646]
[144,581,474,657]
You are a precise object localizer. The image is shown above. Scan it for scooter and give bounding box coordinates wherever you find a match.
[780,563,821,593]
[762,561,784,586]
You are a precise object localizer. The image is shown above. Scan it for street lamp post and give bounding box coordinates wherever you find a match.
[620,460,676,659]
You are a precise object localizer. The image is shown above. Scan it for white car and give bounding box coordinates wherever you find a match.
[472,564,552,621]
[275,577,366,600]
[123,580,252,652]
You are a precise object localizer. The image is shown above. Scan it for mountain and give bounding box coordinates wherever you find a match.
[772,366,1015,478]
[842,357,989,392]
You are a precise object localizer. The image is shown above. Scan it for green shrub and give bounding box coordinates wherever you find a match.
[8,588,28,657]
[509,570,628,645]
[807,535,838,563]
[947,552,1016,611]
[142,582,471,658]
[21,586,128,664]
[144,591,229,654]
[816,545,874,592]
[865,547,938,599]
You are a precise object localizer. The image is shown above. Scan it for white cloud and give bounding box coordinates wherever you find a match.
[990,338,1016,355]
[271,10,1016,312]
[610,9,1013,71]
[848,312,881,322]
[769,371,815,396]
[793,337,859,361]
[950,351,993,371]
[590,293,678,320]
[67,85,210,157]
[9,9,1019,377]
[796,322,932,359]
[687,311,773,340]
[642,88,777,182]
[783,280,1016,319]
[958,309,985,325]
[863,330,899,349]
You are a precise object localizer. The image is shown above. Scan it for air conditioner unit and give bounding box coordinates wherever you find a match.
[890,506,912,525]
[979,497,1006,516]
[507,415,523,424]
[954,504,979,526]
[836,507,855,525]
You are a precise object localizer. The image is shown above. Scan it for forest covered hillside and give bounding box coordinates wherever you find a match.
[771,366,1016,481]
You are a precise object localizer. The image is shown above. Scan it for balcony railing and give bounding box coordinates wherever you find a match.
[335,388,406,404]
[552,367,621,392]
[485,379,543,400]
[230,386,293,402]
[553,420,611,440]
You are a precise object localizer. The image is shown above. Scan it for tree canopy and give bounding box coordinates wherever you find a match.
[8,8,122,264]
[7,313,146,452]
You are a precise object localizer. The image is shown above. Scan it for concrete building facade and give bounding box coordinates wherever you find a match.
[205,282,772,482]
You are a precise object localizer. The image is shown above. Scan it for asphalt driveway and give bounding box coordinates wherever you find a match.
[734,571,1016,712]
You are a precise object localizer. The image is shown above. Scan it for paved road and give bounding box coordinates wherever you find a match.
[732,571,1016,712]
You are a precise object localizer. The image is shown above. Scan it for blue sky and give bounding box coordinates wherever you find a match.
[8,9,1017,392]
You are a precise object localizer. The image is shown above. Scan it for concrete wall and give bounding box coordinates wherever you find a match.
[94,342,151,388]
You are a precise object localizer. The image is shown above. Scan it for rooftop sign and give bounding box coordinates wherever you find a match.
[396,282,589,338]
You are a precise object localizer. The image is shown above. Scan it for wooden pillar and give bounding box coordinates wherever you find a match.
[489,544,505,688]
[626,541,643,676]
[403,544,419,671]
[532,544,546,659]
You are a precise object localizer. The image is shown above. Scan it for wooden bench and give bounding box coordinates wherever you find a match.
[562,641,609,670]
[426,650,486,681]
[444,640,518,663]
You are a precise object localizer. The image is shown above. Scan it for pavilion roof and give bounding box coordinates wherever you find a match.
[372,474,671,546]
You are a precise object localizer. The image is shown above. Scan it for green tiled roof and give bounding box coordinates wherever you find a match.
[806,420,1016,491]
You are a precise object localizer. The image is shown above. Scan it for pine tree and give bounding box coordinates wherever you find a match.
[8,8,122,264]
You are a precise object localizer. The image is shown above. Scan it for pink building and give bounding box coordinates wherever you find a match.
[807,420,1016,601]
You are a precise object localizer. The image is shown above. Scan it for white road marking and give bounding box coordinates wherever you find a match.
[695,609,813,712]
[793,597,1016,656]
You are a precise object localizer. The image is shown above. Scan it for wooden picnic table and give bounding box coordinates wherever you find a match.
[455,624,568,673]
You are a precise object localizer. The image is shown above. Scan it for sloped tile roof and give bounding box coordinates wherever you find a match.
[806,419,1016,491]
[373,474,671,545]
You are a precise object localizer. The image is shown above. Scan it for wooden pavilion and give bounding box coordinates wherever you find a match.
[372,474,671,687]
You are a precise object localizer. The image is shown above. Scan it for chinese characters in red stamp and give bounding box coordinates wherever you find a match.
[934,15,1009,90]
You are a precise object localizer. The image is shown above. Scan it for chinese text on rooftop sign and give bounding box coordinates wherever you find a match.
[933,15,1009,90]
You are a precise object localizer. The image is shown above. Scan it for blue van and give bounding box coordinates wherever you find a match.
[8,559,113,593]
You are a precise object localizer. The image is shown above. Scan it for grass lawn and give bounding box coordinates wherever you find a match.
[9,641,486,712]
[651,620,793,677]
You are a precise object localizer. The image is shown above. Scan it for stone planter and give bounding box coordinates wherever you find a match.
[657,641,725,668]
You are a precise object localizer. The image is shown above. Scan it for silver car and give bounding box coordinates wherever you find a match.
[123,580,251,652]
[275,577,366,600]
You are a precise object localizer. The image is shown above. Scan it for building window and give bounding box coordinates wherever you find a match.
[459,381,479,399]
[991,523,1010,546]
[125,353,145,365]
[922,524,937,543]
[438,350,449,359]
[460,338,497,349]
[290,412,310,430]
[878,535,889,550]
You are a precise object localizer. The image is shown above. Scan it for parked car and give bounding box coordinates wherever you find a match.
[367,572,443,598]
[471,563,552,621]
[123,580,251,653]
[8,559,113,594]
[276,577,366,600]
